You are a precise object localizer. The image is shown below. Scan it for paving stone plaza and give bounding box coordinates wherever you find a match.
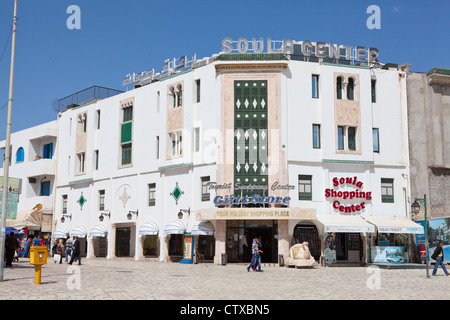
[1,258,449,301]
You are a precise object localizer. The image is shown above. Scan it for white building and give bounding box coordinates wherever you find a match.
[6,39,425,265]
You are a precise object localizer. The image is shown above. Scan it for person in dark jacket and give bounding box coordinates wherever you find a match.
[5,232,19,267]
[432,240,448,276]
[68,236,81,265]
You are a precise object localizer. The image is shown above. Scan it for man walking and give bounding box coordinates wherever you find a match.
[247,237,263,272]
[5,232,19,267]
[65,237,73,263]
[432,240,448,276]
[68,236,81,265]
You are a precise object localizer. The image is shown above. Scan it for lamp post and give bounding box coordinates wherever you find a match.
[411,194,429,279]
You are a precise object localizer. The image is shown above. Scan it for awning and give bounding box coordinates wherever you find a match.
[90,225,108,237]
[164,220,186,235]
[70,226,87,238]
[191,221,215,236]
[53,227,69,239]
[6,210,42,230]
[317,215,375,233]
[139,221,159,236]
[363,216,424,234]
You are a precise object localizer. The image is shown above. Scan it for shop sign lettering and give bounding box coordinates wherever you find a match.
[325,177,372,215]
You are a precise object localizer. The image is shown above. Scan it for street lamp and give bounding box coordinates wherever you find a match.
[61,214,72,224]
[127,210,138,220]
[99,211,110,222]
[411,194,430,279]
[178,208,190,219]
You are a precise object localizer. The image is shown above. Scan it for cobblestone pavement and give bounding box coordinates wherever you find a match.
[1,258,449,300]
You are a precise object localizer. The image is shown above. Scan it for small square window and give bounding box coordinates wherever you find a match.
[381,178,394,203]
[298,175,312,201]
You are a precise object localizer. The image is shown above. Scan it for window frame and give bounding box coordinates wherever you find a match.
[312,74,319,99]
[99,190,105,211]
[381,178,394,203]
[298,175,313,201]
[372,128,380,153]
[148,183,156,207]
[313,124,321,149]
[201,177,211,202]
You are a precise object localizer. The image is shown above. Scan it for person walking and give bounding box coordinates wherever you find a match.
[56,239,65,264]
[68,236,81,265]
[65,237,73,263]
[432,240,449,276]
[32,235,40,247]
[5,232,19,267]
[247,237,263,272]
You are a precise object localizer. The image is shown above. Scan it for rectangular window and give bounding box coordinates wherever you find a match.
[96,110,101,129]
[168,131,182,157]
[338,126,344,150]
[381,178,394,203]
[194,128,200,152]
[123,105,133,123]
[298,175,312,201]
[40,181,51,197]
[99,190,105,211]
[157,91,160,113]
[76,152,85,173]
[313,124,321,149]
[148,183,156,206]
[156,136,160,159]
[121,144,132,166]
[348,127,356,151]
[312,75,319,98]
[201,177,210,201]
[373,128,380,153]
[43,143,53,159]
[195,79,201,103]
[62,195,68,214]
[94,150,99,170]
[371,80,377,103]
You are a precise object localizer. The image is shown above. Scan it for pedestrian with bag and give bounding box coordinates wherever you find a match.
[69,236,81,265]
[65,237,73,263]
[432,240,449,277]
[56,239,65,264]
[247,237,263,272]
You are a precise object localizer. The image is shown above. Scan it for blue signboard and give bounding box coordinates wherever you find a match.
[415,218,450,263]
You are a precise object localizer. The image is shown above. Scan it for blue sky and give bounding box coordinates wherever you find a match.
[0,0,449,144]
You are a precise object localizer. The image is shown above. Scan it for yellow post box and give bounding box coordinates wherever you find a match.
[29,246,47,285]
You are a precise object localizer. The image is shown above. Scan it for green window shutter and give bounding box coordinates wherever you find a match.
[121,122,132,143]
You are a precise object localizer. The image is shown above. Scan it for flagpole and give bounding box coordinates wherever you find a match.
[0,0,18,281]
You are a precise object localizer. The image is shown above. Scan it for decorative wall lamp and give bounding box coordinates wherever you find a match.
[61,214,72,223]
[99,211,111,222]
[178,208,191,220]
[127,210,139,221]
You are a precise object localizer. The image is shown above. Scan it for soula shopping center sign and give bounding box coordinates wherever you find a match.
[325,177,372,215]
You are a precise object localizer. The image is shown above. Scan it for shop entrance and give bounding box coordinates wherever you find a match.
[115,227,131,257]
[333,233,363,262]
[226,220,278,263]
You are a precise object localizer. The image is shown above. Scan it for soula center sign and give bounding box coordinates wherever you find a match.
[325,177,372,215]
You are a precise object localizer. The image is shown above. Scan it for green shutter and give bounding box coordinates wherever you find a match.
[121,122,132,143]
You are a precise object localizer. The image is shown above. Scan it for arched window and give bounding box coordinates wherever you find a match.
[169,87,176,108]
[347,77,355,100]
[336,76,343,100]
[16,147,24,163]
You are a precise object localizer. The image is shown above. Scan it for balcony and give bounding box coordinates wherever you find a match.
[25,158,56,178]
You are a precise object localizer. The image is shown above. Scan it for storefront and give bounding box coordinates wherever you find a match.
[138,221,160,258]
[163,220,186,262]
[191,221,215,262]
[89,225,108,258]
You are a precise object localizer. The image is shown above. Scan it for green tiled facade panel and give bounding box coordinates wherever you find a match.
[121,122,132,143]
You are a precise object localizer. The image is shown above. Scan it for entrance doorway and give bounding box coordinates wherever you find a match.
[115,228,131,257]
[334,233,363,262]
[226,220,278,263]
[293,223,321,261]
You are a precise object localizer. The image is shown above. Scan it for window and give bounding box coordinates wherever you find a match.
[313,124,321,149]
[123,105,133,123]
[312,75,319,98]
[348,127,356,151]
[177,85,183,107]
[371,80,377,103]
[157,91,161,113]
[62,195,68,214]
[194,128,200,152]
[40,181,51,197]
[43,143,53,159]
[121,144,132,165]
[96,110,101,129]
[337,76,343,100]
[99,190,105,211]
[373,128,380,153]
[156,136,160,159]
[16,147,24,163]
[201,177,210,201]
[76,152,85,173]
[169,131,183,157]
[195,79,201,103]
[77,113,87,133]
[347,77,355,100]
[381,178,394,203]
[94,150,99,170]
[148,183,156,206]
[298,175,312,201]
[338,126,344,150]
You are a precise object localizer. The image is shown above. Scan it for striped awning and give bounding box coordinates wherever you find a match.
[164,220,186,235]
[317,215,375,233]
[363,216,424,234]
[90,225,108,237]
[139,221,159,236]
[53,227,69,239]
[70,226,87,238]
[191,221,215,236]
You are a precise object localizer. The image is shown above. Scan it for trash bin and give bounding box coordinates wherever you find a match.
[279,254,284,267]
[193,252,198,264]
[221,253,227,266]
